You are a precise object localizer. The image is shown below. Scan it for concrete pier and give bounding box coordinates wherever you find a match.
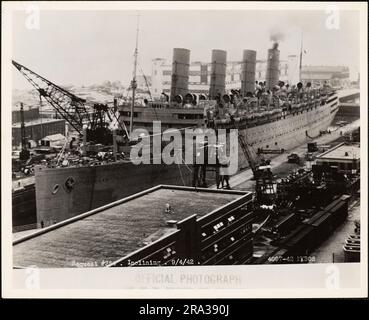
[215,119,360,191]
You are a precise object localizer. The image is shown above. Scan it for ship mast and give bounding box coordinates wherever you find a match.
[299,31,303,82]
[129,14,140,137]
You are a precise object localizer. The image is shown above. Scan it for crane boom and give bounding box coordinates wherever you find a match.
[12,60,129,141]
[237,129,271,180]
[238,133,259,173]
[12,60,90,134]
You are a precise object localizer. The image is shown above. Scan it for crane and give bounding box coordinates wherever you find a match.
[12,60,129,144]
[237,130,271,180]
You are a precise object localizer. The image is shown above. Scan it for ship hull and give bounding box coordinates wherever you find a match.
[236,97,339,168]
[35,162,194,227]
[35,97,339,227]
[12,185,37,231]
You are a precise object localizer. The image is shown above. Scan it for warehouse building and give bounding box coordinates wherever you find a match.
[301,66,350,88]
[13,185,254,268]
[12,106,40,123]
[315,142,360,173]
[151,57,349,98]
[151,57,289,98]
[12,118,66,148]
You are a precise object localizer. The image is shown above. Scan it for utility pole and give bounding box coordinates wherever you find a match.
[129,14,140,137]
[19,103,30,161]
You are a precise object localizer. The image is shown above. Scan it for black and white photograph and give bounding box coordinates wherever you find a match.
[1,1,367,298]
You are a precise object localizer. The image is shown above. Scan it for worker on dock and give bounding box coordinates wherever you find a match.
[218,144,231,189]
[220,164,231,189]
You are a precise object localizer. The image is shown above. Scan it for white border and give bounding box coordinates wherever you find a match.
[2,1,368,298]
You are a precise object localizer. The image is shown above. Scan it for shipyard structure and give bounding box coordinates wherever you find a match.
[11,36,361,266]
[12,41,341,230]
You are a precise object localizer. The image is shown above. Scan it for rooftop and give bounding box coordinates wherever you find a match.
[317,143,360,161]
[13,185,248,268]
[12,118,65,128]
[302,65,349,73]
[41,133,66,141]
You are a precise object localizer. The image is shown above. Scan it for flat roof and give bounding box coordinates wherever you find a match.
[317,143,360,161]
[13,185,250,268]
[12,118,65,128]
[42,133,66,141]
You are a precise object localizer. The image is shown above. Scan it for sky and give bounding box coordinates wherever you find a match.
[11,9,360,89]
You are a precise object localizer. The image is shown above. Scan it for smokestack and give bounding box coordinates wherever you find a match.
[209,49,227,99]
[170,48,190,101]
[266,43,280,90]
[241,50,257,95]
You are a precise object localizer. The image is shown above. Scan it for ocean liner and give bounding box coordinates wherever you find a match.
[12,40,339,228]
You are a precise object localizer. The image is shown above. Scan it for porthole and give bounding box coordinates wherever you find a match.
[52,184,60,195]
[64,176,76,192]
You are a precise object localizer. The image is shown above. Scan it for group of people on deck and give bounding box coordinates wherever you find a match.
[205,80,333,122]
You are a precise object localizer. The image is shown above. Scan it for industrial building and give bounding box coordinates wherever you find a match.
[301,66,350,87]
[315,142,360,173]
[13,186,254,268]
[12,118,66,148]
[12,106,40,124]
[151,56,289,98]
[40,133,66,148]
[150,55,349,98]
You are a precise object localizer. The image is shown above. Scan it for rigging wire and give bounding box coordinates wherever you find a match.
[177,162,186,186]
[138,63,153,101]
[137,62,160,122]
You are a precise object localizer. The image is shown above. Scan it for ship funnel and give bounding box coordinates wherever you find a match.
[209,49,227,99]
[266,43,280,90]
[241,50,257,96]
[170,48,190,101]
